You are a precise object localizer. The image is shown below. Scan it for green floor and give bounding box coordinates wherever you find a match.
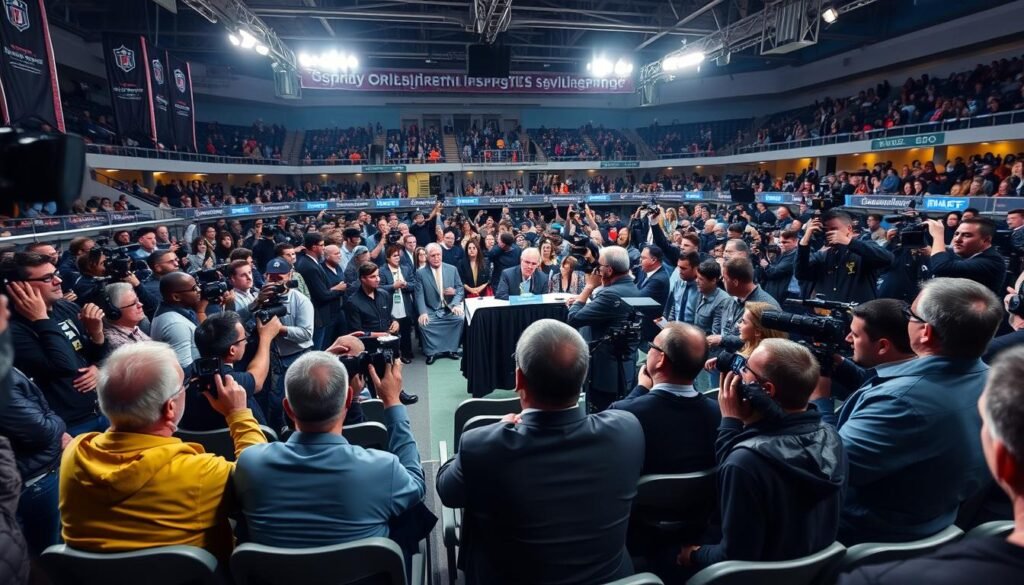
[425,358,516,459]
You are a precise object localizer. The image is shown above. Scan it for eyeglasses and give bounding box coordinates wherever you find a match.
[648,342,672,362]
[902,304,928,325]
[117,299,143,309]
[740,362,770,385]
[173,284,201,294]
[231,337,247,347]
[21,272,60,283]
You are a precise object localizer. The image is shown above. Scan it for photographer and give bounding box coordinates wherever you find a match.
[71,248,157,318]
[6,253,110,435]
[760,229,799,304]
[567,246,644,412]
[262,258,315,430]
[797,209,894,303]
[925,217,1006,298]
[835,278,1002,545]
[180,311,282,431]
[150,272,208,369]
[678,339,846,572]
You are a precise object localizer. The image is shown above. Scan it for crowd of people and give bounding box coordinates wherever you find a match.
[639,119,749,157]
[199,120,285,160]
[385,124,445,163]
[592,127,638,160]
[301,123,378,164]
[530,126,601,160]
[458,122,524,163]
[4,182,1024,583]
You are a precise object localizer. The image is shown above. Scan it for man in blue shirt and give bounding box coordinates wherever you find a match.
[233,352,425,549]
[836,277,1003,544]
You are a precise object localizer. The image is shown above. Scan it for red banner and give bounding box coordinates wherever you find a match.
[299,69,635,94]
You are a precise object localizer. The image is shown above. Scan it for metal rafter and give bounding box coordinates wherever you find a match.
[180,0,297,71]
[473,0,513,43]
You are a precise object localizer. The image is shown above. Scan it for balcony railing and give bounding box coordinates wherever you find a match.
[86,144,285,165]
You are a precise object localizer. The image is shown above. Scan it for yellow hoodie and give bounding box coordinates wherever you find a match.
[59,409,265,561]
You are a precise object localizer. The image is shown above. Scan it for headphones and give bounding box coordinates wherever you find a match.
[1008,284,1024,318]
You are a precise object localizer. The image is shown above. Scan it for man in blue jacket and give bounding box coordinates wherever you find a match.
[836,277,1003,544]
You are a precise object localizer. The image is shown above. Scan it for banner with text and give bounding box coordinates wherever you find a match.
[300,69,635,94]
[0,0,64,130]
[166,52,196,152]
[148,49,175,148]
[103,34,155,145]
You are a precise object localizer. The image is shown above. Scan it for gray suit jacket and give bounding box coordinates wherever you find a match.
[494,266,549,300]
[414,263,464,316]
[436,407,644,585]
[567,277,644,395]
[694,286,731,336]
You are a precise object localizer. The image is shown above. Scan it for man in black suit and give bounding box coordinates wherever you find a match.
[610,322,720,475]
[635,244,670,347]
[485,233,521,291]
[494,247,548,300]
[568,246,645,412]
[436,319,644,585]
[294,233,347,350]
[759,229,799,304]
[925,217,1006,299]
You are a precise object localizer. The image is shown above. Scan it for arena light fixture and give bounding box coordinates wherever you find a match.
[238,28,257,49]
[587,56,614,78]
[227,32,241,47]
[613,58,634,76]
[255,44,270,56]
[821,4,839,24]
[298,52,315,68]
[662,51,704,72]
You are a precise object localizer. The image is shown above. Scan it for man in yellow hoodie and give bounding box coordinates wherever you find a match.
[59,341,266,561]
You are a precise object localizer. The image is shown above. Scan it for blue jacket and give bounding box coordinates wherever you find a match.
[835,356,989,544]
[233,405,425,548]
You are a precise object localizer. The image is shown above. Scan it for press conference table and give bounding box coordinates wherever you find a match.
[460,294,571,398]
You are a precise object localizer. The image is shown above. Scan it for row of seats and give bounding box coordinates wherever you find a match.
[302,125,375,163]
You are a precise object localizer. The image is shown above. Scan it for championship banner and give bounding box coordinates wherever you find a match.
[166,52,196,152]
[103,33,155,145]
[148,50,175,148]
[300,69,635,94]
[0,0,64,130]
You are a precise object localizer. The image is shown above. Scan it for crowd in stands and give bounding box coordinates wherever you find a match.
[301,123,379,164]
[386,124,444,163]
[199,120,284,160]
[591,127,638,160]
[530,126,600,160]
[458,123,523,162]
[639,119,750,157]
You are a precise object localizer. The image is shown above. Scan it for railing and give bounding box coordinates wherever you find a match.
[655,150,715,159]
[383,156,448,164]
[736,109,1024,154]
[460,150,532,164]
[86,143,285,165]
[0,209,176,238]
[303,157,372,166]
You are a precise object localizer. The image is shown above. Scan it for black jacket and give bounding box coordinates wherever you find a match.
[796,239,894,303]
[484,245,521,289]
[837,537,1024,585]
[693,410,847,568]
[294,253,345,331]
[0,366,65,481]
[0,436,29,585]
[11,300,109,425]
[760,249,797,304]
[344,288,394,335]
[928,246,1006,299]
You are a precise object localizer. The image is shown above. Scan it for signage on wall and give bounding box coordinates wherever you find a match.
[870,132,945,151]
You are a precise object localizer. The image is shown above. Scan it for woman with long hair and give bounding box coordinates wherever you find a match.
[458,238,492,298]
[186,237,214,273]
[414,246,429,271]
[538,238,559,276]
[705,301,788,371]
[547,255,586,295]
[662,207,679,233]
[214,231,236,263]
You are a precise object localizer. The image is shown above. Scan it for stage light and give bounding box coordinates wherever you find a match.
[238,29,256,49]
[227,33,240,47]
[662,51,704,72]
[255,44,269,56]
[822,4,839,24]
[588,56,613,77]
[613,58,634,76]
[298,52,314,68]
[346,54,359,70]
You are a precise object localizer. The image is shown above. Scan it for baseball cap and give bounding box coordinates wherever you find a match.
[352,245,369,256]
[266,258,292,274]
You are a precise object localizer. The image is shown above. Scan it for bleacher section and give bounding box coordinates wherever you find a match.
[386,125,445,163]
[197,121,285,160]
[301,124,377,164]
[589,127,638,160]
[457,123,524,163]
[638,119,752,158]
[529,126,600,161]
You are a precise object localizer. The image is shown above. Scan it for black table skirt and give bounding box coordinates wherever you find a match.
[461,303,569,397]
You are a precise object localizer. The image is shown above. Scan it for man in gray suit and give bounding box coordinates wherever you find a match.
[437,319,644,585]
[494,247,548,300]
[568,246,645,412]
[414,243,465,365]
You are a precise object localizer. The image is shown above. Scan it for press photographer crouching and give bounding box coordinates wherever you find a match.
[179,311,284,431]
[677,339,846,574]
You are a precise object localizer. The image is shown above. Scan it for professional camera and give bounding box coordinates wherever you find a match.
[386,228,403,245]
[759,296,856,374]
[91,243,144,281]
[192,357,223,398]
[338,335,400,379]
[712,349,785,419]
[254,279,298,323]
[637,197,659,215]
[565,232,596,273]
[883,212,929,248]
[196,265,230,302]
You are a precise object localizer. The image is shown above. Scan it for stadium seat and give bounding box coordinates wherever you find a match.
[342,421,389,450]
[452,397,521,449]
[966,520,1015,539]
[359,398,385,424]
[438,439,460,585]
[231,537,424,585]
[174,425,279,462]
[604,573,664,584]
[836,525,964,575]
[40,544,220,585]
[631,469,717,540]
[686,541,847,585]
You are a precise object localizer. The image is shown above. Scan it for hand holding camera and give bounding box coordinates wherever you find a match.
[367,358,404,409]
[202,373,249,417]
[719,370,755,422]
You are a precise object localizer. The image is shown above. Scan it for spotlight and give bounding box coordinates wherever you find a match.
[589,56,613,78]
[822,4,839,24]
[613,59,633,76]
[227,33,240,47]
[663,51,704,72]
[346,54,358,70]
[238,29,256,50]
[298,52,314,68]
[255,44,270,56]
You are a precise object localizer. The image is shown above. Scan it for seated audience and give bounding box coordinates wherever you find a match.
[414,244,465,365]
[59,342,266,560]
[437,319,644,585]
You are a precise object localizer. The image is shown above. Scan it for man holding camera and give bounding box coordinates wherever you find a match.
[760,229,800,304]
[259,258,315,430]
[295,233,348,350]
[150,272,209,369]
[6,253,110,435]
[797,209,894,303]
[836,278,1002,545]
[678,339,846,572]
[925,217,1006,298]
[567,246,644,412]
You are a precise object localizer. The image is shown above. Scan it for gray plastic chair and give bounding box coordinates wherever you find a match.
[359,398,385,423]
[966,520,1014,539]
[175,425,279,461]
[604,573,664,584]
[686,541,847,585]
[632,470,717,540]
[231,537,422,585]
[452,397,521,450]
[40,544,220,585]
[342,421,389,450]
[838,524,964,574]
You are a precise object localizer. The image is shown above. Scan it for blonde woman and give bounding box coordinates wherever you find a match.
[661,207,679,233]
[705,301,788,370]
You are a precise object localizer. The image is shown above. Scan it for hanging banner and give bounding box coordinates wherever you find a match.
[103,33,155,145]
[300,68,635,94]
[0,0,64,130]
[166,52,196,152]
[148,49,175,148]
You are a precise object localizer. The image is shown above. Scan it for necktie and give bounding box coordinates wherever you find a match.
[678,282,692,322]
[435,268,444,306]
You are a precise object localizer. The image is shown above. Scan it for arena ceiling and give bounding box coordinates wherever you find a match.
[49,0,1018,78]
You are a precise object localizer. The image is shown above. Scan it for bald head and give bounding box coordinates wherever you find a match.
[159,271,196,300]
[652,322,707,382]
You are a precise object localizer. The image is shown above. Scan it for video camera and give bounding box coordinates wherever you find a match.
[195,264,232,302]
[255,279,298,324]
[883,212,929,248]
[712,350,785,420]
[637,197,659,216]
[759,296,855,373]
[338,335,400,380]
[0,126,85,217]
[90,243,145,281]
